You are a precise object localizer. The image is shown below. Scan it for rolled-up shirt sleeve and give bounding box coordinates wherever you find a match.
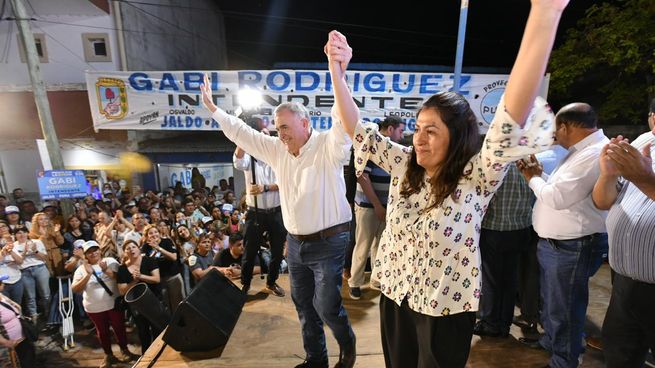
[477,95,556,196]
[325,113,353,164]
[351,121,411,178]
[233,153,251,172]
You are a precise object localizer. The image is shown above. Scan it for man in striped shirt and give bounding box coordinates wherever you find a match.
[348,116,404,300]
[592,99,655,368]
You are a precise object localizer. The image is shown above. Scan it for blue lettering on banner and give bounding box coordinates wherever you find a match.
[37,170,88,200]
[419,74,442,94]
[310,116,332,130]
[184,72,204,91]
[267,71,291,91]
[129,72,152,91]
[352,73,360,93]
[392,74,415,94]
[159,73,179,91]
[363,73,385,92]
[296,71,320,91]
[238,71,262,89]
[449,75,472,96]
[324,72,333,92]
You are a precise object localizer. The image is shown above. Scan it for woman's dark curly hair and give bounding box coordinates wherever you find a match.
[400,92,480,211]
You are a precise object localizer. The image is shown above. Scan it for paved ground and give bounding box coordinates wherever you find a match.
[31,265,655,367]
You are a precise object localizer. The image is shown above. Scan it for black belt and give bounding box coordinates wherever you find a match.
[247,206,281,214]
[290,222,350,242]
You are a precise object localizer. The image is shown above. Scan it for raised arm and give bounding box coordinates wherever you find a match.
[325,31,357,138]
[201,75,277,166]
[505,0,568,126]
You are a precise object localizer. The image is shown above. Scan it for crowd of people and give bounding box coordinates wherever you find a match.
[0,177,275,367]
[1,1,654,368]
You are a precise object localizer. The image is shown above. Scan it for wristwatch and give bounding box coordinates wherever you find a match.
[263,185,270,192]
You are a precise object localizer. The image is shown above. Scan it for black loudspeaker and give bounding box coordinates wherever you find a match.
[162,269,246,352]
[124,283,170,332]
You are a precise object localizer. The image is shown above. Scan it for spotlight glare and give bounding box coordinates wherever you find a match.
[237,89,263,110]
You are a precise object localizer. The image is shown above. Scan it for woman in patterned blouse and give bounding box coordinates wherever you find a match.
[325,0,569,366]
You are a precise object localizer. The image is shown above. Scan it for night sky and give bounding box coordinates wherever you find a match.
[215,0,603,70]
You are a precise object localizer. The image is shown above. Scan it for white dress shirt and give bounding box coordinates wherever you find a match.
[212,109,352,235]
[233,153,281,209]
[530,129,609,239]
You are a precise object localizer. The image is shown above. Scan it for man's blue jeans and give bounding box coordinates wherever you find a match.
[287,231,355,364]
[538,233,608,368]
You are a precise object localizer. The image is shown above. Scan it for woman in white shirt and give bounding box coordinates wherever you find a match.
[0,232,24,304]
[72,241,137,367]
[13,227,50,323]
[327,0,568,365]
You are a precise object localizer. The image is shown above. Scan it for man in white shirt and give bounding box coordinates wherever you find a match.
[233,118,287,297]
[518,103,609,368]
[201,77,355,368]
[124,212,147,247]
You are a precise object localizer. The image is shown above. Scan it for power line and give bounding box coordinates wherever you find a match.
[119,1,223,56]
[115,0,460,40]
[30,22,98,71]
[62,139,120,159]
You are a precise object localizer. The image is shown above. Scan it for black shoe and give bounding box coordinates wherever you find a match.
[348,287,361,300]
[294,360,329,368]
[518,337,544,350]
[241,284,250,294]
[265,283,285,297]
[473,321,504,337]
[334,338,356,368]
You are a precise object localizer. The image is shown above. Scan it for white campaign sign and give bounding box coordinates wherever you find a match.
[85,70,512,133]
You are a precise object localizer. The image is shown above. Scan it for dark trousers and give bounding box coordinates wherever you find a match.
[133,310,162,354]
[602,272,655,368]
[241,207,287,286]
[380,296,475,368]
[15,338,36,368]
[517,228,540,324]
[344,206,356,270]
[479,227,530,333]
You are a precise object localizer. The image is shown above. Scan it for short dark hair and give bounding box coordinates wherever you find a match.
[379,116,404,130]
[229,233,243,245]
[556,103,597,129]
[650,98,655,114]
[12,226,28,235]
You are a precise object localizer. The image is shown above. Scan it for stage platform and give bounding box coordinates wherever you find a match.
[134,269,611,368]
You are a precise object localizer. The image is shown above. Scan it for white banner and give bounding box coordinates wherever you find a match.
[85,70,513,133]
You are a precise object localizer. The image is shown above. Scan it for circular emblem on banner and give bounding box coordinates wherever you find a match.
[480,87,505,124]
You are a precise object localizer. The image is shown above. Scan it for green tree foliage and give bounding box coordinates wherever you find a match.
[549,0,655,125]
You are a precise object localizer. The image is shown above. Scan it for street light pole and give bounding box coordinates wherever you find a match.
[453,0,469,93]
[11,0,73,216]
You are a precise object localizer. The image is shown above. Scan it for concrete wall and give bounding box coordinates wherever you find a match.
[119,0,227,71]
[0,149,43,193]
[0,144,121,195]
[0,1,120,86]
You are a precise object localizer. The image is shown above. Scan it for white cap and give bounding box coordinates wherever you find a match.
[82,240,100,253]
[201,216,213,225]
[4,205,19,214]
[73,239,86,249]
